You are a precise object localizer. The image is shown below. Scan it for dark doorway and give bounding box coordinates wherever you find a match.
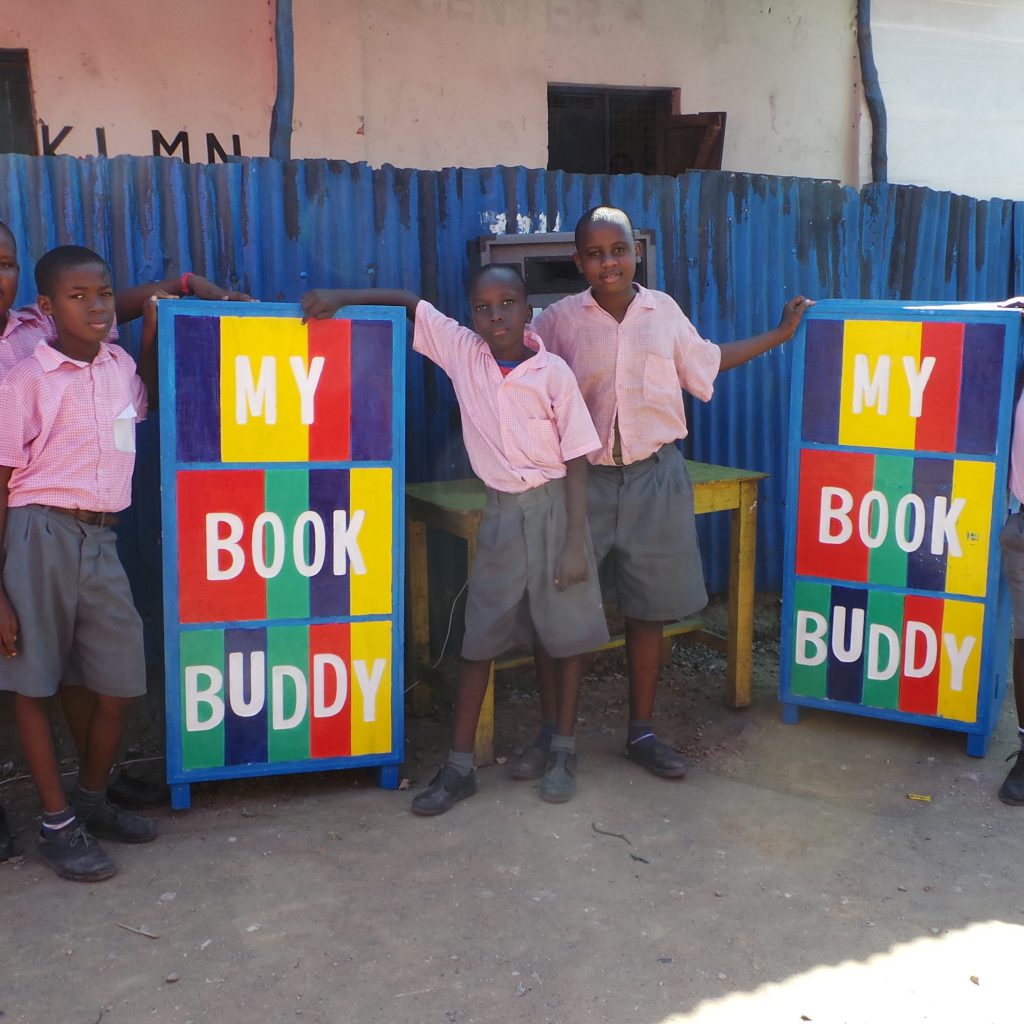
[0,50,37,155]
[547,84,725,176]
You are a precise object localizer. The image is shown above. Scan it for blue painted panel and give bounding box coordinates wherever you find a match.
[2,153,1023,641]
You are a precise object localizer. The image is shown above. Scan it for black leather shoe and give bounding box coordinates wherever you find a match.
[411,766,477,816]
[0,804,15,861]
[540,751,577,803]
[625,736,687,778]
[998,749,1024,805]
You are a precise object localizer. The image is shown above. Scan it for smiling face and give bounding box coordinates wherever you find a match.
[38,261,115,359]
[0,226,20,328]
[573,217,641,306]
[468,267,532,360]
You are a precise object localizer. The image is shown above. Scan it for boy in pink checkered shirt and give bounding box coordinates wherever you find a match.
[0,245,167,881]
[523,206,813,780]
[302,266,609,813]
[0,220,250,860]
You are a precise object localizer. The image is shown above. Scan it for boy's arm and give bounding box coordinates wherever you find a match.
[0,467,18,658]
[554,456,590,591]
[301,288,421,324]
[717,295,814,371]
[115,273,253,323]
[136,293,171,412]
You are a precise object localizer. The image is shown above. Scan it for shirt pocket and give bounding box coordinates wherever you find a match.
[113,403,138,453]
[642,353,679,404]
[526,417,562,470]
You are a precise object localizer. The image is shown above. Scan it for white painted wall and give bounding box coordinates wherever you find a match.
[0,0,859,181]
[25,0,1021,203]
[872,0,1024,200]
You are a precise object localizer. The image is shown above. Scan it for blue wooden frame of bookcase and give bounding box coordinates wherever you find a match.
[158,301,407,808]
[779,301,1021,757]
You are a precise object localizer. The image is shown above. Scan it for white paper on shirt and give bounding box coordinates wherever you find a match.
[113,404,137,453]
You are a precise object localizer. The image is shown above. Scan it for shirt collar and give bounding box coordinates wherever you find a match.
[33,340,117,372]
[0,303,48,342]
[582,282,656,311]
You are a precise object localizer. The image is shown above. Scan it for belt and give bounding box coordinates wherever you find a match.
[38,505,119,527]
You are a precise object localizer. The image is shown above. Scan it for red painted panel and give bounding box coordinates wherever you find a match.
[795,448,875,582]
[177,469,266,624]
[308,622,352,758]
[915,322,962,452]
[307,318,350,462]
[898,594,943,715]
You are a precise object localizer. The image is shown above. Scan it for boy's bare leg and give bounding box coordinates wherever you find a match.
[539,653,585,803]
[554,654,584,737]
[451,658,496,753]
[411,658,490,815]
[625,617,663,720]
[533,643,560,723]
[509,645,559,779]
[59,684,97,762]
[624,617,687,778]
[999,640,1024,804]
[77,694,131,793]
[14,695,66,813]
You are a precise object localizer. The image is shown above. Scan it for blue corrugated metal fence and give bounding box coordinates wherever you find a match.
[2,154,1022,647]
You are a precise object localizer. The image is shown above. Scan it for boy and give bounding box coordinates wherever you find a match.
[522,206,812,780]
[301,266,609,811]
[997,293,1024,804]
[0,220,249,848]
[0,246,163,881]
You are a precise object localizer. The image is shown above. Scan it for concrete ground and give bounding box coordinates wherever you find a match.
[1,600,1022,1024]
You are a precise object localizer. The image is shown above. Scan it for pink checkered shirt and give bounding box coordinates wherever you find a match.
[413,301,600,493]
[0,303,119,379]
[533,285,722,466]
[0,341,147,513]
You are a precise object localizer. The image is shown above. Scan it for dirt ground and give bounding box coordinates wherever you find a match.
[2,597,1023,1024]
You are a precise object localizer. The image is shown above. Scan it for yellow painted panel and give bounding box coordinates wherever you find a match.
[220,317,309,462]
[944,460,995,598]
[838,321,921,450]
[349,468,392,615]
[350,620,393,755]
[937,599,983,722]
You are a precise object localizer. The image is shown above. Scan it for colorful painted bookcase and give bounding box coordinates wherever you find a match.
[159,301,405,808]
[780,301,1023,755]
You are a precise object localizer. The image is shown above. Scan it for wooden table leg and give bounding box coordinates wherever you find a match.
[465,530,495,765]
[725,479,758,708]
[407,516,433,716]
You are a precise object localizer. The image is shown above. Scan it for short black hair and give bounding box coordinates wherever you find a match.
[0,221,15,250]
[574,206,635,250]
[34,245,109,296]
[467,263,527,299]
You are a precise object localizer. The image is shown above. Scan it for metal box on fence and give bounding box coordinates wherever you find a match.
[471,229,657,310]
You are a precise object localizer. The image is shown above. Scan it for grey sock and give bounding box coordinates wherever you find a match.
[72,784,105,821]
[628,720,655,745]
[42,807,76,833]
[531,722,556,750]
[550,734,575,755]
[446,750,475,777]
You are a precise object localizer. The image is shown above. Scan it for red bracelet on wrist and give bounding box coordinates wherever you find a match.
[180,271,194,296]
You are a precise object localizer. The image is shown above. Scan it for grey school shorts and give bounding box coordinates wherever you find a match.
[462,478,609,661]
[587,444,709,622]
[1000,511,1024,639]
[0,505,146,698]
